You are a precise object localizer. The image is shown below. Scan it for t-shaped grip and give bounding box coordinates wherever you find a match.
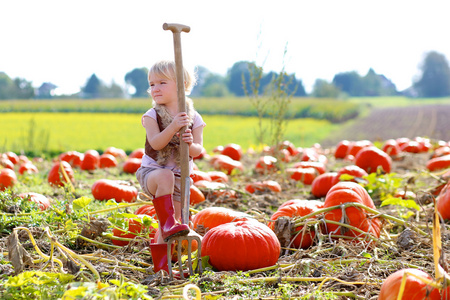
[163,23,190,33]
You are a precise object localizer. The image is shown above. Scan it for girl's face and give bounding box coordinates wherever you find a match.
[148,73,177,106]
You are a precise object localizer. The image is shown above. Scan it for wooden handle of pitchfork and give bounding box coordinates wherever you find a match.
[163,23,191,225]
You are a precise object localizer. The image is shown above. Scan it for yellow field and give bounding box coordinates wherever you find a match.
[0,112,338,156]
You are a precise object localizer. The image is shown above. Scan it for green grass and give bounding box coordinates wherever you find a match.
[0,113,338,157]
[0,97,362,123]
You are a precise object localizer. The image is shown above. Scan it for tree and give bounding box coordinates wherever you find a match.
[227,61,252,96]
[82,74,101,98]
[13,78,34,99]
[0,72,15,99]
[312,79,341,98]
[414,51,450,97]
[125,68,149,98]
[332,71,363,96]
[99,81,124,98]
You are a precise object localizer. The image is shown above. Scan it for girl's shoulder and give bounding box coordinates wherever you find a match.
[143,108,157,119]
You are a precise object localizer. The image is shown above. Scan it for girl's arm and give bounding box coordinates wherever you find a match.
[144,112,195,150]
[187,126,204,158]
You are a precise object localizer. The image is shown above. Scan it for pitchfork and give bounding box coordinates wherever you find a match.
[163,22,202,280]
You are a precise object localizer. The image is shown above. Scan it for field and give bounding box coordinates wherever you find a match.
[1,96,450,299]
[0,113,338,157]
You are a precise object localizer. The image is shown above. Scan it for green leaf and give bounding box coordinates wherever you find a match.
[73,197,92,211]
[381,197,420,211]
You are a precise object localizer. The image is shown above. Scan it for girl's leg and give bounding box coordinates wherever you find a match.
[145,169,189,242]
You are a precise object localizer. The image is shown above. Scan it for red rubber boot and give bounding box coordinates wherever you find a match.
[149,241,170,273]
[152,194,189,242]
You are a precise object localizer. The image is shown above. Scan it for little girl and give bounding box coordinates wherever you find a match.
[136,60,205,273]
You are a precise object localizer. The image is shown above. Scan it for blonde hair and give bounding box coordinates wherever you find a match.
[148,60,196,94]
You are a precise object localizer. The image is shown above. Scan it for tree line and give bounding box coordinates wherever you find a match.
[1,51,449,100]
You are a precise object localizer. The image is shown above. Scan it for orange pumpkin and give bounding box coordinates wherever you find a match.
[426,154,450,172]
[104,146,127,160]
[80,150,100,171]
[323,181,381,239]
[59,151,84,168]
[221,143,243,161]
[437,182,450,220]
[48,161,75,187]
[192,206,251,231]
[286,167,317,185]
[0,168,17,191]
[378,268,440,300]
[334,140,351,159]
[354,146,392,173]
[91,179,138,203]
[18,192,51,211]
[269,200,323,249]
[99,153,118,168]
[123,158,142,174]
[311,172,338,198]
[201,220,280,271]
[333,165,368,185]
[18,162,39,175]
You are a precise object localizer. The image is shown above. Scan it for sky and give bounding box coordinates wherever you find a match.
[1,0,449,95]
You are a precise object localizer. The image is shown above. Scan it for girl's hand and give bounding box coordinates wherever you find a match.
[180,129,194,146]
[172,112,190,131]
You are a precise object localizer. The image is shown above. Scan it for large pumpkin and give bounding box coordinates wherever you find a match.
[378,268,440,300]
[192,207,251,231]
[269,200,323,249]
[91,179,138,203]
[323,181,381,239]
[201,220,280,271]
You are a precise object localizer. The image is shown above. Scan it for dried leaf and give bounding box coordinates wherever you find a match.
[7,231,33,275]
[273,217,293,248]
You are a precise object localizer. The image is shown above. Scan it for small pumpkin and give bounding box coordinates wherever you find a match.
[18,162,39,175]
[378,268,440,300]
[91,179,138,203]
[59,151,84,168]
[129,148,145,159]
[354,146,392,173]
[311,172,338,198]
[269,200,323,249]
[333,165,368,185]
[104,146,127,160]
[210,154,243,175]
[80,150,100,171]
[48,161,75,187]
[18,192,51,211]
[123,158,142,174]
[99,153,118,168]
[207,171,228,183]
[437,182,450,220]
[334,140,351,159]
[292,161,326,175]
[286,167,317,185]
[111,215,156,246]
[201,220,281,271]
[382,139,402,157]
[426,154,450,172]
[190,169,212,183]
[4,151,19,165]
[220,143,243,161]
[255,155,277,174]
[190,184,206,205]
[0,168,17,191]
[245,180,281,194]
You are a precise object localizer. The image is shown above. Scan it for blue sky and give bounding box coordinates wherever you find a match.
[1,0,449,94]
